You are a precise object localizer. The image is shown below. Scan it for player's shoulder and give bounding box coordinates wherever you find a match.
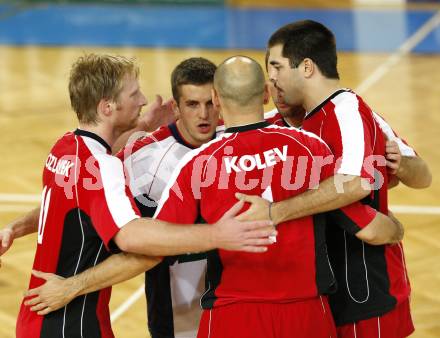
[264,109,285,126]
[175,133,235,170]
[331,89,373,115]
[263,124,332,153]
[50,131,75,151]
[117,125,174,160]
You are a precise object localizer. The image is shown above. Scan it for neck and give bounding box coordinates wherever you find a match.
[303,78,341,112]
[175,120,203,147]
[78,122,120,149]
[222,106,265,128]
[284,116,303,128]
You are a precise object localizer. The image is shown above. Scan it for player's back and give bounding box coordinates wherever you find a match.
[158,122,336,308]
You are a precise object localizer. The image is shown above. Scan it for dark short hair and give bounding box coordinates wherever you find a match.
[171,57,217,101]
[268,20,339,79]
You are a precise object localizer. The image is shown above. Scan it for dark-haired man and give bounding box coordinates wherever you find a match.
[120,57,220,338]
[260,20,419,338]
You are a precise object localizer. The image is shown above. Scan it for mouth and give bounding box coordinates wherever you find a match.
[277,102,290,110]
[197,122,211,134]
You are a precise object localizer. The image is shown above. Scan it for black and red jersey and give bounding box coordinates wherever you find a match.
[302,89,411,325]
[264,109,417,158]
[17,129,140,338]
[154,121,374,309]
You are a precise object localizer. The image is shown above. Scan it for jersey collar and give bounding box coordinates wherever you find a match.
[225,121,270,133]
[305,89,348,120]
[74,129,112,154]
[168,122,200,149]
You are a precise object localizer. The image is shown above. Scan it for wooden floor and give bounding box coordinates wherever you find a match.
[0,25,439,338]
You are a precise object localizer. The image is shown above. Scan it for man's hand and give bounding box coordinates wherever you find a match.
[211,200,276,253]
[139,95,175,132]
[385,140,401,175]
[0,228,14,268]
[24,270,75,315]
[233,193,272,223]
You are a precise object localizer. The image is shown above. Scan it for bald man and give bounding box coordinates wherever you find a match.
[152,55,340,338]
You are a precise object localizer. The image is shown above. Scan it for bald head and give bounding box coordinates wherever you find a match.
[214,56,266,108]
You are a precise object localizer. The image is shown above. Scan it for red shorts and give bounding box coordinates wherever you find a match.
[197,296,337,338]
[337,298,414,338]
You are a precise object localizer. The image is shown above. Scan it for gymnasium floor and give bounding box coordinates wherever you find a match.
[0,1,439,337]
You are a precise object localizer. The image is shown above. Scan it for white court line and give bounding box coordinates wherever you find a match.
[355,10,440,94]
[1,195,439,215]
[0,204,38,212]
[110,284,145,323]
[0,193,40,203]
[390,205,440,215]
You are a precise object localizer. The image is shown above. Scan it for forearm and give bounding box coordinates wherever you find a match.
[356,212,403,245]
[397,156,432,189]
[115,218,214,256]
[7,207,40,237]
[272,175,370,223]
[69,252,160,297]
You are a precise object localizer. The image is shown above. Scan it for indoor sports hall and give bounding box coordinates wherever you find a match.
[0,0,439,337]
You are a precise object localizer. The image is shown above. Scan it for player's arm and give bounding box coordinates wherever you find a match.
[356,211,403,245]
[236,174,370,224]
[0,207,40,264]
[114,200,276,255]
[385,139,431,189]
[396,155,431,189]
[376,112,431,189]
[328,203,403,245]
[113,95,175,153]
[24,252,160,315]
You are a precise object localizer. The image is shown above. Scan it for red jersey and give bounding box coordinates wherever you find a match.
[17,129,140,338]
[155,121,375,308]
[302,89,411,325]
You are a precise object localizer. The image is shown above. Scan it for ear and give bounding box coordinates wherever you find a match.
[302,58,314,79]
[97,98,114,118]
[171,99,180,118]
[211,88,221,110]
[263,82,270,105]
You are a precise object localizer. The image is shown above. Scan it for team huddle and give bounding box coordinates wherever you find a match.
[0,20,431,338]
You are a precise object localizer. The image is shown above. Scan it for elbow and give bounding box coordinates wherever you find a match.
[400,157,432,189]
[417,171,432,189]
[355,228,393,246]
[356,230,384,246]
[393,221,404,243]
[113,229,132,252]
[357,226,404,246]
[113,226,143,253]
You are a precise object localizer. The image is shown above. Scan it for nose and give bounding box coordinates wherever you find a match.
[268,67,277,83]
[199,105,209,119]
[139,91,147,107]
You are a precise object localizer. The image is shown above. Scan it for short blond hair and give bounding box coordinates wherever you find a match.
[69,54,139,124]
